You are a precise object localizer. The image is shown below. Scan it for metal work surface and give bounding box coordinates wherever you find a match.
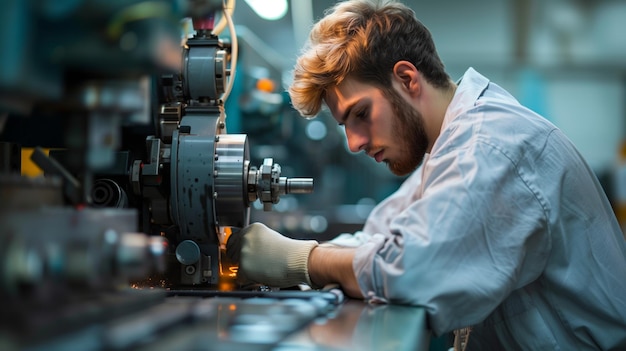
[277,299,429,351]
[13,290,429,351]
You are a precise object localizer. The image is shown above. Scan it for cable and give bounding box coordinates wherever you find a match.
[220,0,238,104]
[212,0,235,36]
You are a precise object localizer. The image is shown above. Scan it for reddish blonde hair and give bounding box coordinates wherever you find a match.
[289,0,451,118]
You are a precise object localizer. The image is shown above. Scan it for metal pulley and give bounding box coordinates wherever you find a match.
[213,134,314,224]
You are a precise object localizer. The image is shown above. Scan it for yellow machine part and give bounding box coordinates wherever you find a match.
[21,147,48,177]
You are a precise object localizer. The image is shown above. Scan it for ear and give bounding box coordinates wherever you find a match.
[392,61,420,96]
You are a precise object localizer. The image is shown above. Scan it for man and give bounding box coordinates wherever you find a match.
[226,0,626,349]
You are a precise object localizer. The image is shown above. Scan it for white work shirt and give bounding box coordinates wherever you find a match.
[351,68,626,349]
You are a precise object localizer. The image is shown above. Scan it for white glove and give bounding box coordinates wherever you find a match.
[226,222,319,288]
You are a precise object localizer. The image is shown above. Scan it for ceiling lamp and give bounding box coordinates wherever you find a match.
[245,0,288,20]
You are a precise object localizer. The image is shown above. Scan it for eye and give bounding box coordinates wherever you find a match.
[355,108,368,120]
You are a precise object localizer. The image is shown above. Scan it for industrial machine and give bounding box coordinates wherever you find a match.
[0,0,317,349]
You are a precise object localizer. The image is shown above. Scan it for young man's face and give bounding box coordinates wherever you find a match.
[324,77,429,176]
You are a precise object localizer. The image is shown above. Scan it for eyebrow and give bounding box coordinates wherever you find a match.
[339,101,358,125]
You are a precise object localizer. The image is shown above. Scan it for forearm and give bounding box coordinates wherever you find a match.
[308,245,363,298]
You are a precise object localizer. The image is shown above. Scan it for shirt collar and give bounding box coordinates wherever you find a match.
[440,67,490,132]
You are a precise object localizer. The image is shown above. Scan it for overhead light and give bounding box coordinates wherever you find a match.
[245,0,288,20]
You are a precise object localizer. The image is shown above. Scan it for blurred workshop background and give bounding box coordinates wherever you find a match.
[226,0,626,240]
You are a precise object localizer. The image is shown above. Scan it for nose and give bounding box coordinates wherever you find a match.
[345,126,368,153]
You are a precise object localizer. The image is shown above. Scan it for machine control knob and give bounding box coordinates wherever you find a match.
[176,240,201,265]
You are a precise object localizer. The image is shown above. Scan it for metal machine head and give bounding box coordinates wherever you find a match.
[0,0,314,297]
[0,1,313,348]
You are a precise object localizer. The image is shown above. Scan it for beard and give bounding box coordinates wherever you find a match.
[381,87,429,176]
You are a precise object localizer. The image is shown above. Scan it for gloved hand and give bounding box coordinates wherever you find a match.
[226,222,319,288]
